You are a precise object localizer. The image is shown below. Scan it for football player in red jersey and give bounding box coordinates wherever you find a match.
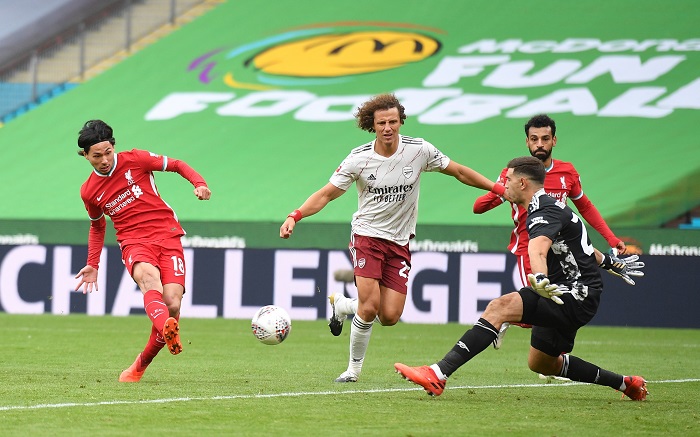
[73,120,211,382]
[474,114,626,349]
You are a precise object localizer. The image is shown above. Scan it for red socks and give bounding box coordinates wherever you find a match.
[140,325,165,367]
[140,290,181,368]
[143,289,169,334]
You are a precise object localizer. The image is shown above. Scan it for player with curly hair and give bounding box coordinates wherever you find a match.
[280,93,505,383]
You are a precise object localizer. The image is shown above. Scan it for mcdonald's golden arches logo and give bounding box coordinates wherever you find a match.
[188,22,444,89]
[249,31,441,77]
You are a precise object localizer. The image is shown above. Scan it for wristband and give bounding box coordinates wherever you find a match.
[599,253,612,268]
[491,183,505,196]
[287,209,302,222]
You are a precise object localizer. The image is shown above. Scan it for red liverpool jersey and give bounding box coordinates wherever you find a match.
[80,149,199,246]
[476,159,583,256]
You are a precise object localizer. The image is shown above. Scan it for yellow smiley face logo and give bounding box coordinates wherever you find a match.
[249,31,441,77]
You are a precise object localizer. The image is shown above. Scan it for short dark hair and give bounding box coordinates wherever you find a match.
[77,120,115,156]
[524,114,556,137]
[354,93,406,133]
[507,156,546,185]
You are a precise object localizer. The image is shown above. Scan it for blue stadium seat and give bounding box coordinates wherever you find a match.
[679,217,700,229]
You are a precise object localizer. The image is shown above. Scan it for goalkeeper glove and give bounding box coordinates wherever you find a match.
[527,273,564,305]
[599,252,645,285]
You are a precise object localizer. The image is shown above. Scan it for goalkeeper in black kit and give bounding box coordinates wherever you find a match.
[395,156,648,400]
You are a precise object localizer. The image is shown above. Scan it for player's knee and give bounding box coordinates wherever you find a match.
[376,303,403,325]
[483,294,511,319]
[528,360,544,374]
[378,313,401,326]
[165,301,180,317]
[132,263,161,289]
[528,354,560,375]
[528,356,545,373]
[358,299,380,317]
[488,291,523,319]
[162,292,182,317]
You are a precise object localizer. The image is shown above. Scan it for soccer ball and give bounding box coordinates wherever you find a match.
[251,305,292,345]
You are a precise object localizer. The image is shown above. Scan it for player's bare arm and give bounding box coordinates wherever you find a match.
[280,183,346,239]
[441,161,508,199]
[527,235,552,275]
[526,235,564,304]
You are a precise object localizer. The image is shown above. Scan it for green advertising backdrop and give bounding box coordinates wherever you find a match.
[1,0,699,248]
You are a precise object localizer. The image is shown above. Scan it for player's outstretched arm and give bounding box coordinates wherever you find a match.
[280,183,345,239]
[572,194,626,254]
[473,191,504,214]
[166,158,210,197]
[441,161,506,198]
[474,169,507,214]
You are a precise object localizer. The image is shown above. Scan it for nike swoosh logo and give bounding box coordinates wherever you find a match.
[97,191,106,201]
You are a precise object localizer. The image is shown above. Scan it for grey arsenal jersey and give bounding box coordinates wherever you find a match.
[329,135,450,245]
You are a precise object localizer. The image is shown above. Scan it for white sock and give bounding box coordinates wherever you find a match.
[337,296,358,316]
[430,364,447,381]
[346,298,358,315]
[619,376,628,391]
[348,315,373,375]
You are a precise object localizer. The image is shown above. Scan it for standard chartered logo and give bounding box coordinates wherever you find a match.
[106,187,141,216]
[105,189,131,209]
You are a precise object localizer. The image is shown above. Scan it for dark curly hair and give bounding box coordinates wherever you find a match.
[354,93,406,133]
[524,114,556,137]
[77,119,115,156]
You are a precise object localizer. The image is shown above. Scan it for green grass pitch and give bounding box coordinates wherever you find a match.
[0,314,697,436]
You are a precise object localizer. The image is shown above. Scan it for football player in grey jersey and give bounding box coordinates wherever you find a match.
[280,93,506,383]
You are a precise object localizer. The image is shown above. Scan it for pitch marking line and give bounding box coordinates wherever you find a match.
[0,379,697,412]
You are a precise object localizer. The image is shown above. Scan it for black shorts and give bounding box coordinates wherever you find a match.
[518,285,602,357]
